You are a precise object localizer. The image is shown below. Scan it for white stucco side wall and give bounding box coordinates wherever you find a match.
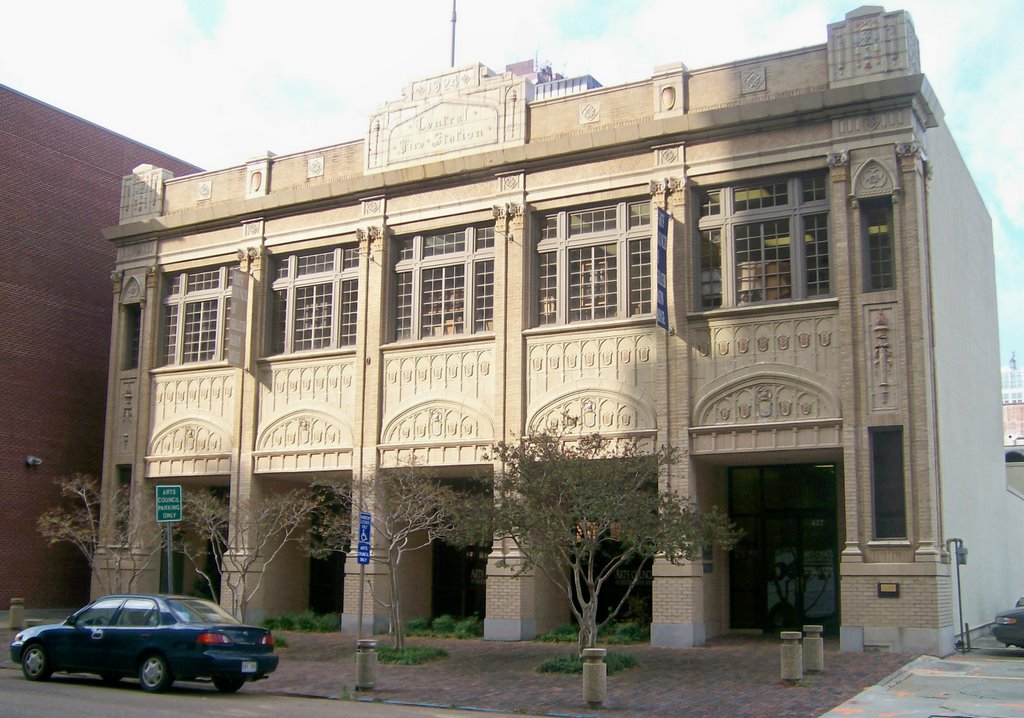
[926,120,1024,632]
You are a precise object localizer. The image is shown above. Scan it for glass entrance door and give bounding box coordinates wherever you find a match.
[729,465,839,634]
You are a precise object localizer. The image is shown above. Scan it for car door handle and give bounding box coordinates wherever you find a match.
[91,629,104,640]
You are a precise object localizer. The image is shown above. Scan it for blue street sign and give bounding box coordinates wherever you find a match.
[656,208,669,330]
[357,512,371,565]
[358,512,371,544]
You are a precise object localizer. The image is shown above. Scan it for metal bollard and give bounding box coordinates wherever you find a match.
[802,624,824,673]
[582,648,607,708]
[9,598,25,631]
[780,631,803,684]
[354,638,377,690]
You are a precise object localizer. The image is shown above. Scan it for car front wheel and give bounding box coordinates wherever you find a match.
[138,653,173,693]
[21,643,53,682]
[212,676,245,693]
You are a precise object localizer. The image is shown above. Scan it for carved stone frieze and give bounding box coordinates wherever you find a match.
[689,313,839,403]
[852,158,895,200]
[526,330,656,404]
[365,63,530,173]
[149,420,228,457]
[259,360,355,416]
[382,401,493,445]
[527,390,656,436]
[120,275,144,305]
[153,373,235,424]
[382,347,493,417]
[256,411,353,451]
[693,373,841,427]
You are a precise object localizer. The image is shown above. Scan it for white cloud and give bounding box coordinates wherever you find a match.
[2,0,1022,359]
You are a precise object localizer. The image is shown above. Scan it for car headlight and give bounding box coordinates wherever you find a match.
[996,616,1018,625]
[12,632,25,643]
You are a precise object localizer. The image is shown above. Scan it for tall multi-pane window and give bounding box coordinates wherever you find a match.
[392,224,495,341]
[696,174,831,309]
[270,245,360,354]
[863,198,895,291]
[535,200,652,326]
[162,267,234,366]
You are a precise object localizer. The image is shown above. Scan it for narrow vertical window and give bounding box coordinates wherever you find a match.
[864,199,895,291]
[870,426,906,539]
[394,271,413,340]
[699,229,722,309]
[123,303,142,370]
[474,260,494,332]
[628,238,651,316]
[538,251,558,325]
[803,214,831,297]
[270,289,287,354]
[339,279,359,346]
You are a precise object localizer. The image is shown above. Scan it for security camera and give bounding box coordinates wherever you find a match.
[25,456,42,467]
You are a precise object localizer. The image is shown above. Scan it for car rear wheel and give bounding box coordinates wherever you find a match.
[212,676,245,693]
[21,643,53,682]
[138,653,173,693]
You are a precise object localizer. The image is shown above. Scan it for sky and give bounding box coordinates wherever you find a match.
[2,0,1021,365]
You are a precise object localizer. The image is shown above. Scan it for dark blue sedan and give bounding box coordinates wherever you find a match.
[10,594,279,693]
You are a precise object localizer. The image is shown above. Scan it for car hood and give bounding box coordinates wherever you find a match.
[10,622,66,642]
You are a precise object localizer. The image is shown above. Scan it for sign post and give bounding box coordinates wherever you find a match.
[155,485,182,593]
[357,512,371,640]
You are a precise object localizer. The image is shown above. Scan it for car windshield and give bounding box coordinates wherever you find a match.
[165,598,240,625]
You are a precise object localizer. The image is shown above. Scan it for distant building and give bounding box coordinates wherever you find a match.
[0,84,200,609]
[98,5,1018,655]
[1003,354,1024,444]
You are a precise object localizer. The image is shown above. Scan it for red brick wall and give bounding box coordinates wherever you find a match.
[0,85,202,609]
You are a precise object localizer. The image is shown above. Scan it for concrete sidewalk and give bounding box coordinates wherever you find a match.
[821,636,1024,718]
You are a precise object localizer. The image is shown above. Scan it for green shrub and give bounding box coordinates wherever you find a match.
[405,617,432,636]
[262,611,338,633]
[454,615,483,638]
[604,622,650,644]
[377,645,449,665]
[536,652,638,675]
[430,614,457,634]
[537,624,579,643]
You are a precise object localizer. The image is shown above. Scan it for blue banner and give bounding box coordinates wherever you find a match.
[656,208,669,330]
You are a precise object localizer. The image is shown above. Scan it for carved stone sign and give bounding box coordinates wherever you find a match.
[365,63,530,174]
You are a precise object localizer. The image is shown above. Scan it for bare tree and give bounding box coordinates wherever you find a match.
[37,473,158,595]
[306,466,485,650]
[178,487,321,622]
[490,429,738,653]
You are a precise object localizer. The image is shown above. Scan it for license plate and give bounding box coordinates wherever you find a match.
[241,661,257,673]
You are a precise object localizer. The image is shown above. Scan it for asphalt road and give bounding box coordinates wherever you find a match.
[0,671,527,718]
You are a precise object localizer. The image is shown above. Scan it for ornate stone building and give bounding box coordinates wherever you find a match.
[99,6,1016,654]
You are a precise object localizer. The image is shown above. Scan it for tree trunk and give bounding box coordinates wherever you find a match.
[389,559,404,650]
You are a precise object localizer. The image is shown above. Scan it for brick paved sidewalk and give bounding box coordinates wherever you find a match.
[251,632,916,718]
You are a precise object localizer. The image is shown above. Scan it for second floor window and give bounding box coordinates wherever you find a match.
[697,174,831,309]
[270,246,360,354]
[162,267,233,365]
[536,200,652,326]
[393,225,495,341]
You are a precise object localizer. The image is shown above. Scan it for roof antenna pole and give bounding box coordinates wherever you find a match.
[450,0,457,68]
